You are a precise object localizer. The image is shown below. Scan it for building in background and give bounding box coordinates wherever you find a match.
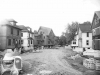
[71,22,92,51]
[0,19,22,51]
[38,26,55,48]
[92,11,100,50]
[18,25,34,52]
[78,22,92,49]
[71,33,79,49]
[33,30,44,49]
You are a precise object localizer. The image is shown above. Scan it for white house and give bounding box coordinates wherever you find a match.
[78,23,92,50]
[71,34,79,49]
[71,22,92,52]
[19,25,34,52]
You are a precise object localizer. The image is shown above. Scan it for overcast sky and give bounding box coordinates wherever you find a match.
[0,0,100,36]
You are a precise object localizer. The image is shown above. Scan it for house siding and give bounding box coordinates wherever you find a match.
[21,31,34,51]
[78,28,82,47]
[92,14,100,29]
[38,27,55,47]
[71,35,78,47]
[0,24,22,50]
[0,25,7,36]
[82,33,92,48]
[92,11,100,50]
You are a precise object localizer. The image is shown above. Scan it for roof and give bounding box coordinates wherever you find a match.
[0,19,12,25]
[79,23,92,33]
[18,25,28,30]
[7,19,17,23]
[95,11,100,19]
[38,26,52,35]
[18,25,33,33]
[0,19,21,29]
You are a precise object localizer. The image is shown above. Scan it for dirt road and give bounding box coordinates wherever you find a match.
[21,48,82,75]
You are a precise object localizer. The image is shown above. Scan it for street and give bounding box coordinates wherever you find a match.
[21,47,82,75]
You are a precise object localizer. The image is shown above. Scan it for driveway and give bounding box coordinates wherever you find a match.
[21,48,82,75]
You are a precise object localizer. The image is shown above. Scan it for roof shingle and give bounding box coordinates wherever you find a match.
[95,11,100,19]
[79,23,92,33]
[38,26,52,35]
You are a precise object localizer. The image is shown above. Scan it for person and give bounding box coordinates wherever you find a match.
[14,40,20,55]
[83,48,86,52]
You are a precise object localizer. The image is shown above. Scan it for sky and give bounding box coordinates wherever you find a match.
[0,0,100,36]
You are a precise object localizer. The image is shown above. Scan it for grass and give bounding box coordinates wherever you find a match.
[64,49,100,75]
[64,49,88,73]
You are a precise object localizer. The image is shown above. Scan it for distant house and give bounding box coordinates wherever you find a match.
[71,22,92,50]
[71,33,79,49]
[78,22,92,49]
[38,26,55,48]
[92,11,100,50]
[18,25,34,52]
[0,19,22,51]
[33,30,44,49]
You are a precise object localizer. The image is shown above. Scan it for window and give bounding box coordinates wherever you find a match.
[73,41,76,44]
[31,40,33,44]
[11,28,13,34]
[95,17,99,25]
[48,41,50,44]
[17,30,19,36]
[21,40,23,44]
[13,39,15,45]
[8,39,11,46]
[19,40,20,44]
[87,32,89,37]
[21,33,23,37]
[86,40,89,45]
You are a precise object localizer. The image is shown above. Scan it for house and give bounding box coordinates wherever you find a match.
[82,11,100,68]
[71,33,79,49]
[38,26,55,48]
[0,19,22,51]
[71,22,92,51]
[78,22,92,49]
[92,11,100,50]
[33,30,44,49]
[18,25,34,52]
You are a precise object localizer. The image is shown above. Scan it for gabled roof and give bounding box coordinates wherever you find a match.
[79,23,92,33]
[18,25,33,33]
[95,11,100,19]
[38,26,52,35]
[18,25,28,31]
[91,11,100,29]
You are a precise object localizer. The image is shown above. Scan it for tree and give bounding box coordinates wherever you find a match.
[64,22,79,44]
[54,36,60,45]
[59,35,66,46]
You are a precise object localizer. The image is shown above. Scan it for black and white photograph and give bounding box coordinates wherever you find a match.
[0,0,100,75]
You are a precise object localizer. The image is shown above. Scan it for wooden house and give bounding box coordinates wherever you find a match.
[38,26,55,48]
[92,11,100,50]
[33,30,44,49]
[78,22,92,49]
[18,25,34,52]
[0,19,22,51]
